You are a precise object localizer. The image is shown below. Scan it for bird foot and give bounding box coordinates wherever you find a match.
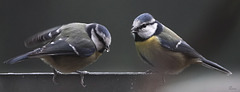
[52,69,61,85]
[76,71,89,87]
[145,69,153,74]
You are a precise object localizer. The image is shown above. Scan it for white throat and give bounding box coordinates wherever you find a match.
[91,29,104,51]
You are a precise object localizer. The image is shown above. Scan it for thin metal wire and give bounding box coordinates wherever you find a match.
[0,72,149,76]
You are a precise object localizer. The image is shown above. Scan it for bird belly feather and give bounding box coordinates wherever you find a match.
[41,52,102,73]
[135,36,193,74]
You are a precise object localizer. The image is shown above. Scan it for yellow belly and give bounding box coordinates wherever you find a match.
[135,36,193,74]
[41,52,102,73]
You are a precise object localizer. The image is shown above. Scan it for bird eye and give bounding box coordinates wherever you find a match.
[142,24,147,28]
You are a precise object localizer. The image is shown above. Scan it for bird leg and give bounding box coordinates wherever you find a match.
[145,69,153,74]
[76,71,89,87]
[52,69,61,85]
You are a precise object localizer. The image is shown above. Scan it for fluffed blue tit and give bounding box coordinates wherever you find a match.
[4,22,111,74]
[131,13,232,75]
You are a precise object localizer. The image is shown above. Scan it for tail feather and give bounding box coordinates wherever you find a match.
[4,52,31,64]
[201,58,232,75]
[4,49,40,64]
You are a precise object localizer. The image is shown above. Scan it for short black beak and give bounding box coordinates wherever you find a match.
[131,27,136,31]
[105,46,110,52]
[131,27,138,33]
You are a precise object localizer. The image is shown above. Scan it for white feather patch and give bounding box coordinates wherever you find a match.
[48,32,52,38]
[58,38,63,40]
[149,18,156,23]
[176,40,182,48]
[68,44,79,55]
[133,20,141,27]
[56,29,60,33]
[91,29,104,51]
[138,23,158,39]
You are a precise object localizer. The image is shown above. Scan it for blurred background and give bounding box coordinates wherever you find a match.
[0,0,239,91]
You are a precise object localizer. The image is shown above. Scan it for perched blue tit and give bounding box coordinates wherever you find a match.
[4,23,111,74]
[131,13,232,75]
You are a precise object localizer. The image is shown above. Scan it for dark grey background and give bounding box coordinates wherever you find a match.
[0,0,239,91]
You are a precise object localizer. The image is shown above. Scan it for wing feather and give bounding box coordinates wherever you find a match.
[158,26,203,58]
[24,26,62,48]
[29,39,96,57]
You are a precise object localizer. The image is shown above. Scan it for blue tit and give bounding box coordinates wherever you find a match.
[131,13,232,75]
[4,23,111,74]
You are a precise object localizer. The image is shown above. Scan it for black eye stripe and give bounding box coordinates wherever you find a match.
[136,22,156,30]
[94,30,106,46]
[141,24,147,28]
[94,30,107,52]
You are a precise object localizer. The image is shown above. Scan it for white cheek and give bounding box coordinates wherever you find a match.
[138,23,158,38]
[91,30,104,51]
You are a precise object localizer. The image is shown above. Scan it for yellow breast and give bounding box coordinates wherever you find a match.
[135,36,159,48]
[135,36,162,61]
[135,36,192,74]
[135,36,161,54]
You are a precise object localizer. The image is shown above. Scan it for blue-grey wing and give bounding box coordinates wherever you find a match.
[29,39,96,57]
[24,26,62,48]
[160,38,203,58]
[4,39,95,64]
